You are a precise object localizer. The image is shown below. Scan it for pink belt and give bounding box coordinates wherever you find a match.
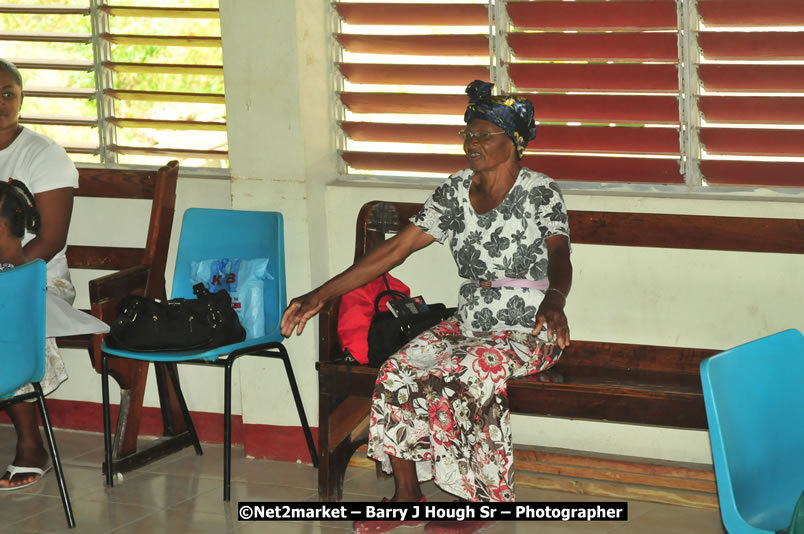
[476,277,549,290]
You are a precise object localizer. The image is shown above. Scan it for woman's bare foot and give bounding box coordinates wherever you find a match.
[2,402,50,489]
[0,446,50,489]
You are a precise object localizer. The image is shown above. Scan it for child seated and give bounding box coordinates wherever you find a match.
[0,179,105,491]
[0,178,37,271]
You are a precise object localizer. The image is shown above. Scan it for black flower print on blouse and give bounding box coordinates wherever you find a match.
[499,242,541,279]
[475,209,497,230]
[471,308,499,331]
[529,257,549,280]
[456,242,488,279]
[479,286,502,305]
[411,167,570,334]
[547,202,569,224]
[528,185,554,207]
[496,295,538,328]
[439,208,466,236]
[499,185,529,221]
[483,227,510,258]
[465,230,483,246]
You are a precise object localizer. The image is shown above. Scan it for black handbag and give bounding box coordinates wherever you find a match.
[106,283,246,352]
[366,284,456,368]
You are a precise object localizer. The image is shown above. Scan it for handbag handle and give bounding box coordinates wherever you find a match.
[373,289,408,314]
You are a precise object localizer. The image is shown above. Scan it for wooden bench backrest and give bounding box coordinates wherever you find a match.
[324,200,802,375]
[355,201,803,259]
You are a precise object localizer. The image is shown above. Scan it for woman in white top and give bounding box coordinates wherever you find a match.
[0,59,78,491]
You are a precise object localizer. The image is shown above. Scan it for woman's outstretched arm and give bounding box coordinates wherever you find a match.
[280,222,435,337]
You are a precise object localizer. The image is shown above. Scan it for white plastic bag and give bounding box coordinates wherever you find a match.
[189,258,273,339]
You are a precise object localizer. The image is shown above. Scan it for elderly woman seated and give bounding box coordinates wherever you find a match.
[281,80,572,533]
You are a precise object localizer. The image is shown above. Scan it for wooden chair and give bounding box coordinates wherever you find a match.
[56,161,188,470]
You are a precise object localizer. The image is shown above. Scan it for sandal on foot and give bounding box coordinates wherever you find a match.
[0,464,53,492]
[424,520,496,534]
[353,496,428,533]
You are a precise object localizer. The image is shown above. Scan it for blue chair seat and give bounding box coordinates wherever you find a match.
[100,209,317,501]
[102,330,284,362]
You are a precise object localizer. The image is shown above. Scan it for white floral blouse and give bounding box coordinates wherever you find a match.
[411,167,570,334]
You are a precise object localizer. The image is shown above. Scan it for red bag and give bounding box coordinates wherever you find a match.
[337,273,409,365]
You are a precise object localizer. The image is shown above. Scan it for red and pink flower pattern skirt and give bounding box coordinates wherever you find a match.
[366,318,562,501]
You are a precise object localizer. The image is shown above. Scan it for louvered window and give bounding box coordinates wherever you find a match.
[2,0,226,168]
[334,0,804,189]
[696,0,804,187]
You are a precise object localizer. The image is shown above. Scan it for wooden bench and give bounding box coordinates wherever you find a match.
[316,200,802,504]
[56,161,192,471]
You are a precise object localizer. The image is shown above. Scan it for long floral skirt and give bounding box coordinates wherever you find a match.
[366,318,562,501]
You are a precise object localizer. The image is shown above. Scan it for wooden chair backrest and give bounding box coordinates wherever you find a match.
[67,161,179,299]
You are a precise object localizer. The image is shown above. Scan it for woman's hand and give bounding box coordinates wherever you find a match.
[532,291,571,349]
[280,289,327,337]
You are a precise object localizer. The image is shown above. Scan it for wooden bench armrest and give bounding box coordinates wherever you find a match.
[88,264,150,318]
[318,297,342,363]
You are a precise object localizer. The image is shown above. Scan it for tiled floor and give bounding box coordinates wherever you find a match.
[0,425,726,533]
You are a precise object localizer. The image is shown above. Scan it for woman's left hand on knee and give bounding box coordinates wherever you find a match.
[533,295,570,349]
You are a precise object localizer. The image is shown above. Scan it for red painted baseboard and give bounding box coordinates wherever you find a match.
[0,398,318,464]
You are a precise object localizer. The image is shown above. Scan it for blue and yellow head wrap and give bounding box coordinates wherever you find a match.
[463,80,536,159]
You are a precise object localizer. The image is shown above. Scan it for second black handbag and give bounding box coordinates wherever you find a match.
[106,283,246,352]
[366,287,456,368]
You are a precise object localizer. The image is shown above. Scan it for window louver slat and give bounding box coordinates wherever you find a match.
[337,35,489,56]
[699,65,804,92]
[700,161,804,188]
[507,33,679,62]
[508,65,680,95]
[339,64,489,86]
[697,0,804,27]
[506,0,677,31]
[699,96,804,125]
[335,3,489,26]
[699,33,804,60]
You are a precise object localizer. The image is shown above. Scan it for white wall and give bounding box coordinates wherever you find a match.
[218,0,337,429]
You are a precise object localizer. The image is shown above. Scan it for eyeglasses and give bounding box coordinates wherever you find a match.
[458,129,506,142]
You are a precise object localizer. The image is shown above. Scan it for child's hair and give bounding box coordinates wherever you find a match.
[0,179,40,238]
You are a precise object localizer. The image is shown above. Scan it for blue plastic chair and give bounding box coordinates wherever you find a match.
[100,208,317,500]
[0,260,75,528]
[700,329,804,534]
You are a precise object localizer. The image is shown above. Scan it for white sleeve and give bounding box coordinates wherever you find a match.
[26,142,79,194]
